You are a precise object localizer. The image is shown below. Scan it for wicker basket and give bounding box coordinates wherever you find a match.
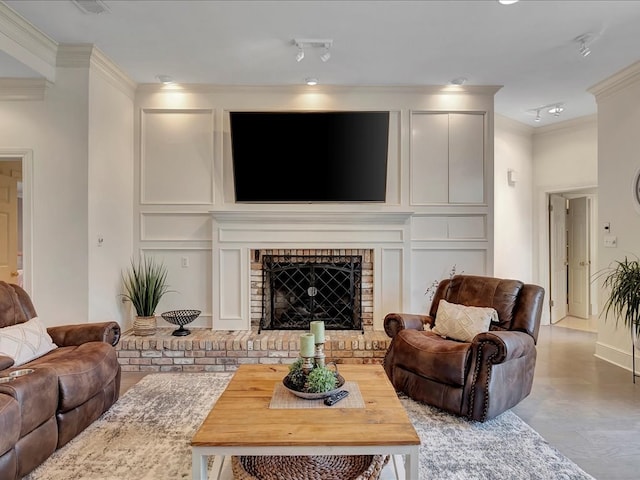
[231,454,389,480]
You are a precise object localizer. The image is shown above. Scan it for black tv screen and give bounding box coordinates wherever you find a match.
[230,111,389,202]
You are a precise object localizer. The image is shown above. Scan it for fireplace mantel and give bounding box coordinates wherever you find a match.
[209,208,414,225]
[210,208,413,331]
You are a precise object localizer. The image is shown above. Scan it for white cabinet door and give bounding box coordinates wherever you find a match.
[410,112,484,205]
[449,113,484,204]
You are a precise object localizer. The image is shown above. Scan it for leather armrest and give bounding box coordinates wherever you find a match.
[0,354,14,371]
[47,321,121,347]
[383,313,432,338]
[472,330,535,364]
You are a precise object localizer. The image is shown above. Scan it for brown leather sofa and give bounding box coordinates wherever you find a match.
[383,274,544,422]
[0,281,121,480]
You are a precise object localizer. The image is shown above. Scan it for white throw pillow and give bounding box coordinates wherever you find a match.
[432,299,498,342]
[0,317,58,366]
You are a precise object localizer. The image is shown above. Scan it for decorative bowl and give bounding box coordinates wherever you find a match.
[282,373,345,400]
[161,309,201,336]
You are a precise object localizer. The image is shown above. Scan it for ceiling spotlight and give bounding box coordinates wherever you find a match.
[155,74,174,85]
[450,77,467,86]
[548,104,564,116]
[296,45,305,62]
[534,110,541,122]
[498,0,519,4]
[575,34,592,57]
[305,77,318,86]
[320,45,331,62]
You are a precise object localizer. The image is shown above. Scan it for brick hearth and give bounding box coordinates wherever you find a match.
[116,328,391,372]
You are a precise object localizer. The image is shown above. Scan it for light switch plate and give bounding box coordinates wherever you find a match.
[604,235,617,247]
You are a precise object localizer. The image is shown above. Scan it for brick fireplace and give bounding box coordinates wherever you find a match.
[250,249,374,331]
[210,209,413,332]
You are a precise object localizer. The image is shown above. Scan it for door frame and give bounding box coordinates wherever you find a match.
[0,149,32,294]
[535,183,597,325]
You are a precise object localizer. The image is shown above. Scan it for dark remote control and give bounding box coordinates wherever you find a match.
[324,390,349,406]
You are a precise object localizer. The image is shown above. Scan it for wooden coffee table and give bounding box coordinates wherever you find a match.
[191,364,421,479]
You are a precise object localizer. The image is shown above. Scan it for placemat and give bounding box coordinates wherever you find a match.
[269,381,365,409]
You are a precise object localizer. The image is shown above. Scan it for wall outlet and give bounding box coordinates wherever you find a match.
[181,256,189,268]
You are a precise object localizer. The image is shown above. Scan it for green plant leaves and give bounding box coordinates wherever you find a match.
[121,256,171,317]
[596,256,640,337]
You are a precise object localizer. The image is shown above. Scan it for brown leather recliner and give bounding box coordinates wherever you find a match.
[383,274,544,422]
[0,281,121,480]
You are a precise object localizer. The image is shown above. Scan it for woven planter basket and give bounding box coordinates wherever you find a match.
[132,315,157,336]
[231,454,389,480]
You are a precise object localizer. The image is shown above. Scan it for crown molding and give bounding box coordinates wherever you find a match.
[533,114,597,137]
[136,83,503,97]
[56,43,93,67]
[0,78,49,100]
[90,47,137,99]
[588,60,640,101]
[0,3,57,81]
[56,44,137,99]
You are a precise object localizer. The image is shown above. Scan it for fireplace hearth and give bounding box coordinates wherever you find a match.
[260,254,363,332]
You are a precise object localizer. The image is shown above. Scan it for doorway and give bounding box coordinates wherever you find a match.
[0,150,32,293]
[548,189,598,327]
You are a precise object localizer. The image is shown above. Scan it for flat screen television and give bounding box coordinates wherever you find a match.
[229,111,389,202]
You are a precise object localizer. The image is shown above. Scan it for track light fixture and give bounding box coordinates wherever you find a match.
[548,104,564,116]
[320,45,331,62]
[575,33,592,58]
[293,38,333,63]
[527,103,565,122]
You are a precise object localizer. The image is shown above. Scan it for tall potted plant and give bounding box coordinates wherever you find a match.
[121,256,171,336]
[597,255,640,382]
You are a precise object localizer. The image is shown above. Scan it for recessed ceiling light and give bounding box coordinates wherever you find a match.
[450,77,467,86]
[498,0,519,5]
[155,75,174,85]
[305,78,318,86]
[71,0,110,14]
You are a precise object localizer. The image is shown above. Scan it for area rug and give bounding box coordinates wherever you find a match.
[24,373,595,480]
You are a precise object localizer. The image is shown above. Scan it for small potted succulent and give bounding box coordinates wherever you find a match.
[284,359,344,398]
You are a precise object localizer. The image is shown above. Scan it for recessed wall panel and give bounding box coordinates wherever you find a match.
[380,248,403,326]
[140,248,212,328]
[410,113,448,204]
[141,109,214,204]
[141,213,211,241]
[219,248,242,320]
[449,113,484,204]
[410,249,487,313]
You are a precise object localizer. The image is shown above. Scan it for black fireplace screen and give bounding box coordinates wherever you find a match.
[260,255,362,332]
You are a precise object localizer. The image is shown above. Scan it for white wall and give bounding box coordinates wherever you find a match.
[532,116,598,324]
[493,114,534,283]
[135,85,498,328]
[590,61,640,371]
[87,63,135,326]
[0,47,135,327]
[0,67,91,325]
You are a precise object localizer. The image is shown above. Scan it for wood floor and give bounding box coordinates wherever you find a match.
[120,323,640,480]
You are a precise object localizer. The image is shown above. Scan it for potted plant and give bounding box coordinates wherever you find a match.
[596,255,640,382]
[121,256,171,336]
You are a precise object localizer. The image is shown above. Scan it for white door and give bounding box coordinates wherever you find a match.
[0,174,18,284]
[567,197,590,318]
[549,194,568,323]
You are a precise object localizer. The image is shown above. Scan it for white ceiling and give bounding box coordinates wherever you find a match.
[3,0,640,126]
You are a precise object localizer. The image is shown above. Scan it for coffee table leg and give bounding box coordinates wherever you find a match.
[405,446,420,480]
[191,449,208,480]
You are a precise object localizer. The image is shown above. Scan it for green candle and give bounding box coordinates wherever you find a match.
[310,320,325,343]
[300,333,315,357]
